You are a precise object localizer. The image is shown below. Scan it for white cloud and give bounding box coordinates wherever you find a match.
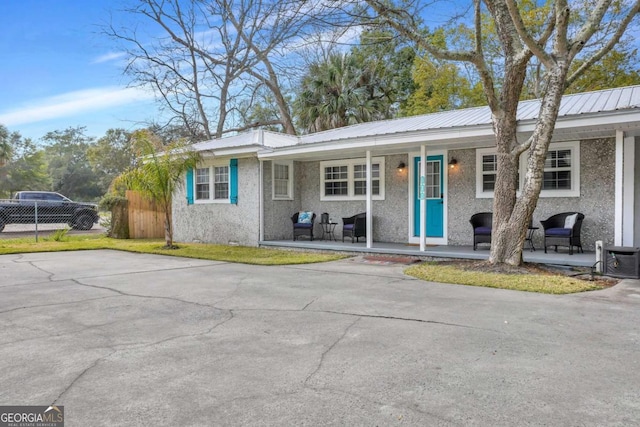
[0,87,155,127]
[92,52,127,64]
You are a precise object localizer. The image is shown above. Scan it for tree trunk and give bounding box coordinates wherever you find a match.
[164,209,172,248]
[489,113,530,266]
[489,64,571,266]
[110,199,130,239]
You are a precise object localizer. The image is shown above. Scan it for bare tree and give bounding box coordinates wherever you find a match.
[106,0,337,139]
[363,0,640,265]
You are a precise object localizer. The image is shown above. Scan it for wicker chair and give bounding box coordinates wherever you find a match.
[470,212,493,250]
[540,212,585,255]
[342,212,366,243]
[291,211,316,241]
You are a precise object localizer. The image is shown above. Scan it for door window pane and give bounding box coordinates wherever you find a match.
[425,161,440,199]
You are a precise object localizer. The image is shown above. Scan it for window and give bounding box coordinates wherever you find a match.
[476,148,508,198]
[353,164,380,196]
[475,141,580,198]
[320,158,385,201]
[272,161,294,200]
[324,165,349,196]
[543,149,571,190]
[481,153,498,193]
[193,163,231,203]
[214,166,229,200]
[540,141,580,197]
[196,168,210,200]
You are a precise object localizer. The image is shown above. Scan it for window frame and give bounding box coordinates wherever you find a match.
[272,161,294,200]
[193,161,231,204]
[320,157,386,201]
[475,147,521,198]
[475,141,580,199]
[540,141,580,197]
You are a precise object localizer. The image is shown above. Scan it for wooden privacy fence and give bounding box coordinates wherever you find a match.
[126,190,166,239]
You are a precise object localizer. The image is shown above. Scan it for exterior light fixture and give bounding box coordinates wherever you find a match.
[397,162,406,172]
[448,158,458,169]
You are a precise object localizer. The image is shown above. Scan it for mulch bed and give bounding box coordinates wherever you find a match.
[361,255,422,265]
[356,256,619,287]
[441,259,619,288]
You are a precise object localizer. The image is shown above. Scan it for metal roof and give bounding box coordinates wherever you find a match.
[192,85,640,155]
[191,129,297,152]
[297,85,640,145]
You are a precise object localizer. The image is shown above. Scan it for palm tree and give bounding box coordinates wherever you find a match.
[113,130,200,248]
[294,53,383,133]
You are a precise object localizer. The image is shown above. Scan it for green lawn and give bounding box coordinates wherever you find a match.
[0,234,346,265]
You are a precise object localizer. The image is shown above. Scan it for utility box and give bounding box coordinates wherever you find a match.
[603,246,640,279]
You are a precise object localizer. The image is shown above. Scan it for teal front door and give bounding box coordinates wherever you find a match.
[413,155,444,238]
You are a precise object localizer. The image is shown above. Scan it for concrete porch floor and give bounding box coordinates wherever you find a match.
[260,239,598,268]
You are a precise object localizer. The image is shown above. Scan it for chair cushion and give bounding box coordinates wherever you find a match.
[564,213,578,229]
[293,223,313,229]
[298,211,313,224]
[546,228,571,236]
[475,226,492,235]
[343,224,354,230]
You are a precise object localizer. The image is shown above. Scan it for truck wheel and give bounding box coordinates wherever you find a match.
[73,214,94,231]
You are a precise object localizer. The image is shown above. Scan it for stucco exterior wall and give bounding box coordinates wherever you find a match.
[294,154,409,242]
[172,157,261,246]
[447,138,616,250]
[172,137,616,249]
[263,160,300,240]
[447,148,494,246]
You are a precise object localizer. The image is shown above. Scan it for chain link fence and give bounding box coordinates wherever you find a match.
[0,198,103,241]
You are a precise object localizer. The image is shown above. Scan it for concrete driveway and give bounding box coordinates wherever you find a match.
[1,250,639,426]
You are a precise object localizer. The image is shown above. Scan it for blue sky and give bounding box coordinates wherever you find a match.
[0,0,157,141]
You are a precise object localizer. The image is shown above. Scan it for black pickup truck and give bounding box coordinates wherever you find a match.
[0,191,100,232]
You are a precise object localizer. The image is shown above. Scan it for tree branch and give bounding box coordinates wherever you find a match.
[222,120,284,135]
[472,0,499,112]
[513,135,533,158]
[552,0,571,58]
[365,0,476,62]
[567,0,640,85]
[567,0,614,58]
[504,0,554,68]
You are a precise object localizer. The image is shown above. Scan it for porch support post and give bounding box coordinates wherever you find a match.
[366,150,373,249]
[259,159,264,243]
[615,130,635,246]
[623,134,635,246]
[420,145,426,252]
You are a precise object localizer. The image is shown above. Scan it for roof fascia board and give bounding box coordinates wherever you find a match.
[259,125,496,159]
[200,146,262,158]
[517,110,640,133]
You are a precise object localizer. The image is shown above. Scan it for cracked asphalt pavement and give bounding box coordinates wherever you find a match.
[1,250,640,426]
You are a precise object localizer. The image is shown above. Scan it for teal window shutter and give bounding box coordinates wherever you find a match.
[230,159,238,204]
[186,168,194,205]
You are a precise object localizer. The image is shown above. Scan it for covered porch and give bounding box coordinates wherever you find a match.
[260,239,598,268]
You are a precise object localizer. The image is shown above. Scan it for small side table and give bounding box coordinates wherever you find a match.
[526,226,539,251]
[321,222,337,241]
